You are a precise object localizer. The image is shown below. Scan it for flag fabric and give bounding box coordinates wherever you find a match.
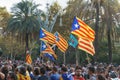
[71,16,95,41]
[54,32,68,53]
[43,53,55,61]
[40,28,56,44]
[26,50,32,64]
[78,38,95,56]
[41,41,57,59]
[68,34,78,48]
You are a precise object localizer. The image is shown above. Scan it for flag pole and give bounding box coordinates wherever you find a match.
[86,53,90,64]
[63,53,66,65]
[75,48,79,66]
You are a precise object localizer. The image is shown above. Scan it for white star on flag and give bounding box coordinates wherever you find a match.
[43,45,46,49]
[74,23,79,28]
[42,33,45,36]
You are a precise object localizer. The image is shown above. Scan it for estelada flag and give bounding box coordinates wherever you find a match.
[71,16,95,42]
[41,41,57,59]
[40,28,56,44]
[54,32,68,53]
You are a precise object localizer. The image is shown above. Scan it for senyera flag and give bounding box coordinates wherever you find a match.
[41,41,57,59]
[78,38,95,56]
[71,16,95,42]
[54,32,68,53]
[39,28,56,45]
[26,50,32,64]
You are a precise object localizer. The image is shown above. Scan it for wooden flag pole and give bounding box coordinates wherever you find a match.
[76,48,79,66]
[86,53,90,64]
[63,53,66,65]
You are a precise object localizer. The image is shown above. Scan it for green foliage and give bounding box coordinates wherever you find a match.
[7,0,43,50]
[0,7,10,28]
[0,36,25,55]
[0,48,2,56]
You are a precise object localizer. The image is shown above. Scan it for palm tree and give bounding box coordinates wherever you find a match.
[7,0,42,50]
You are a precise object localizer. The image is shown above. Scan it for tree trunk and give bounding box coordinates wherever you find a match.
[107,0,112,63]
[25,33,29,50]
[94,1,99,62]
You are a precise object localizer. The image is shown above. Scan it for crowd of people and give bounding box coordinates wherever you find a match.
[0,60,120,80]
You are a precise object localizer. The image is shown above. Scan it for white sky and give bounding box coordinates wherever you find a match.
[0,0,68,12]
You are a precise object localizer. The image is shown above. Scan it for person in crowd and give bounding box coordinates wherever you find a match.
[88,66,96,80]
[38,67,48,80]
[7,71,17,80]
[109,71,119,80]
[0,71,5,80]
[32,67,40,80]
[17,65,31,80]
[69,67,75,76]
[50,66,61,80]
[73,66,85,80]
[27,64,34,79]
[60,66,73,80]
[97,75,105,80]
[1,66,9,80]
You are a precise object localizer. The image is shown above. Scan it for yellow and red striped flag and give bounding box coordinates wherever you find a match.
[78,38,95,56]
[41,41,57,59]
[71,16,95,42]
[54,32,68,53]
[40,28,56,44]
[26,50,32,64]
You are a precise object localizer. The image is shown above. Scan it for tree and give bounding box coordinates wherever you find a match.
[59,0,120,63]
[0,7,10,32]
[7,0,41,50]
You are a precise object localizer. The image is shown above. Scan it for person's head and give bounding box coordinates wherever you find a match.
[19,66,26,75]
[7,71,17,80]
[0,72,5,80]
[1,66,9,75]
[70,67,75,73]
[61,66,67,74]
[75,66,82,77]
[97,75,105,80]
[40,67,46,75]
[33,67,40,76]
[109,71,118,79]
[52,67,58,73]
[27,65,33,73]
[88,66,95,75]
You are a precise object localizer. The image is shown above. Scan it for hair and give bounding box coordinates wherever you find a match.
[40,67,46,75]
[52,66,58,72]
[27,65,33,73]
[89,66,95,73]
[61,66,67,72]
[75,66,82,71]
[97,75,105,80]
[1,66,9,80]
[19,66,26,75]
[8,71,17,80]
[33,67,40,75]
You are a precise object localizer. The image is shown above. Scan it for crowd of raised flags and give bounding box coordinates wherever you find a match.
[26,16,95,64]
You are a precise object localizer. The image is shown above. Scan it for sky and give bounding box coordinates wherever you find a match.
[0,0,68,12]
